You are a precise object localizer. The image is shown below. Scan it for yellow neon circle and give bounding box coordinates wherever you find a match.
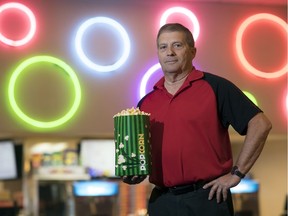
[8,56,82,128]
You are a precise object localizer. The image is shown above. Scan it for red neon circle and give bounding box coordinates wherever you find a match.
[0,2,36,46]
[236,13,287,79]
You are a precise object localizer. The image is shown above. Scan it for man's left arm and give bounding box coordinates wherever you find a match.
[203,112,272,203]
[232,112,272,175]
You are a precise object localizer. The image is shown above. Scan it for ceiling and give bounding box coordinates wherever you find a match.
[171,0,287,6]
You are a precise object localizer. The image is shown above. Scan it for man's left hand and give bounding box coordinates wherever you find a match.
[202,173,241,203]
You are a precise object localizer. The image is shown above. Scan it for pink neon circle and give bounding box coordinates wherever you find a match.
[160,7,200,41]
[236,13,287,79]
[0,2,36,46]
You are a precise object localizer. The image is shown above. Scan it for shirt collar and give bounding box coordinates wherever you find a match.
[153,67,204,90]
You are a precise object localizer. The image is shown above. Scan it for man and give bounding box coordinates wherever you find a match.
[123,23,272,216]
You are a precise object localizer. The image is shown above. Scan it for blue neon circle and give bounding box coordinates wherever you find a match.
[75,17,130,72]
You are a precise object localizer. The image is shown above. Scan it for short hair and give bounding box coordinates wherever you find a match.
[157,23,195,48]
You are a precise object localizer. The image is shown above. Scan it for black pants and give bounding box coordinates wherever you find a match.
[148,186,234,216]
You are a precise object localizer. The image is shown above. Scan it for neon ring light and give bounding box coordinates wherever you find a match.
[160,7,200,41]
[242,91,258,106]
[0,2,36,46]
[139,63,161,99]
[75,16,130,72]
[8,56,82,128]
[236,13,288,79]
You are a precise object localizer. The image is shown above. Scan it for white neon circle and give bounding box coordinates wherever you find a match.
[0,2,36,46]
[160,7,200,41]
[139,63,161,99]
[236,13,288,79]
[75,17,130,72]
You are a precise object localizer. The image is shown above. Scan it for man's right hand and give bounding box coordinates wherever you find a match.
[122,175,147,184]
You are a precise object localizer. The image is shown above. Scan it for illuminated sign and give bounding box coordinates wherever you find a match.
[0,2,36,46]
[231,179,259,194]
[75,17,130,72]
[8,56,82,128]
[73,181,119,197]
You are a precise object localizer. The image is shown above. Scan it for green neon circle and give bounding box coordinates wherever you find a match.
[243,90,258,106]
[8,56,82,128]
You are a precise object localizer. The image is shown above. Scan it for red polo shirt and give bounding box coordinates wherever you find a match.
[138,68,261,187]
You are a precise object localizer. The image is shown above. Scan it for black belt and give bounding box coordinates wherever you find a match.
[156,182,206,195]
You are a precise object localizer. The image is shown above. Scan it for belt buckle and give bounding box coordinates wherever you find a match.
[168,187,177,194]
[169,185,194,195]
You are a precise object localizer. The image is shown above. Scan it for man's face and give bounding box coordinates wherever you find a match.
[157,31,196,74]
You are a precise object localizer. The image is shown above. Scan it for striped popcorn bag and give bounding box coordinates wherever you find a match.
[113,107,151,176]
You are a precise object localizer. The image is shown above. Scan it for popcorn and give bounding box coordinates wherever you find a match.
[113,107,150,117]
[113,107,151,176]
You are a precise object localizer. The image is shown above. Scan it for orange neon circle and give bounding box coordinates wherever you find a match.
[236,13,288,79]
